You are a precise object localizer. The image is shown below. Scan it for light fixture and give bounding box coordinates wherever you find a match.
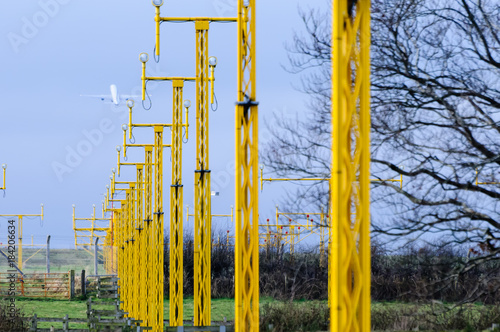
[1,164,6,170]
[139,52,149,63]
[126,99,135,108]
[122,124,128,131]
[152,0,164,6]
[116,145,122,152]
[184,100,191,108]
[106,185,109,189]
[208,56,218,67]
[111,168,116,174]
[259,164,264,170]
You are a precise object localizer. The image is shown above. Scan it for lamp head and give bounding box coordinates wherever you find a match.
[72,204,75,208]
[126,99,135,108]
[208,56,218,67]
[106,185,109,189]
[139,52,149,63]
[184,100,191,108]
[1,164,6,170]
[111,168,116,174]
[152,0,164,6]
[122,124,128,131]
[259,164,264,170]
[116,145,122,152]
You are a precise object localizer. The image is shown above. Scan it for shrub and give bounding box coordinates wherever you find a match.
[0,299,28,332]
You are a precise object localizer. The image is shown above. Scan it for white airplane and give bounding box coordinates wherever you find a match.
[81,84,139,106]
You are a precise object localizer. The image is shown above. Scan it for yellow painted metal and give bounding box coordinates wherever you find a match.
[152,126,164,332]
[235,1,259,331]
[160,17,237,22]
[124,188,132,316]
[194,20,212,327]
[18,216,23,270]
[329,0,371,331]
[0,207,44,272]
[170,80,184,326]
[475,167,500,185]
[144,146,153,328]
[135,165,143,322]
[146,77,196,82]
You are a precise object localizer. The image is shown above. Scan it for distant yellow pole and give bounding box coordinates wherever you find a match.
[194,20,212,327]
[18,216,23,270]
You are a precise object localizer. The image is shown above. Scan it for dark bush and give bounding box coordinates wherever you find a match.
[0,299,28,332]
[260,301,329,332]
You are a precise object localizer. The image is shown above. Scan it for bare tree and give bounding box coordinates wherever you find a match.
[261,0,500,301]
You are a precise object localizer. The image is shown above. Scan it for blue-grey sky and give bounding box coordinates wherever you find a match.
[0,0,328,248]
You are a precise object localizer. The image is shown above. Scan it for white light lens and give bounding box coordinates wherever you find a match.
[208,56,218,67]
[184,100,191,108]
[1,164,6,170]
[122,124,128,131]
[259,164,264,170]
[106,185,109,189]
[111,168,116,174]
[116,145,122,152]
[139,53,149,63]
[152,0,164,6]
[72,204,75,208]
[126,99,135,108]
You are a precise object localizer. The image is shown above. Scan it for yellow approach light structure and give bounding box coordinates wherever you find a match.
[140,51,193,327]
[0,164,6,190]
[72,204,110,254]
[235,1,260,331]
[260,164,402,191]
[150,1,236,326]
[330,0,371,331]
[0,204,44,272]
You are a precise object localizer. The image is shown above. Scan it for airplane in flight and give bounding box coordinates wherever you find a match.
[81,84,139,106]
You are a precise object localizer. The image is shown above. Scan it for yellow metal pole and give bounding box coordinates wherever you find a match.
[18,216,23,271]
[130,183,137,319]
[329,0,371,330]
[144,146,153,328]
[194,20,212,327]
[170,80,184,326]
[136,165,143,322]
[153,126,164,332]
[235,1,259,331]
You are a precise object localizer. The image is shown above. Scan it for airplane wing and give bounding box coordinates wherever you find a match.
[80,94,114,103]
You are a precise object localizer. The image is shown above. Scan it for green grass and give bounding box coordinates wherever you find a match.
[7,296,296,322]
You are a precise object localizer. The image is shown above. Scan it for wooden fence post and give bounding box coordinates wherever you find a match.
[81,270,86,297]
[30,313,37,332]
[63,314,68,331]
[69,270,75,299]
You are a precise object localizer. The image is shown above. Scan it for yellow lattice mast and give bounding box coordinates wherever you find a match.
[330,0,371,331]
[170,80,184,326]
[235,0,260,331]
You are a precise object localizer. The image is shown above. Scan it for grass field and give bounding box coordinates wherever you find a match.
[4,297,500,331]
[12,296,278,321]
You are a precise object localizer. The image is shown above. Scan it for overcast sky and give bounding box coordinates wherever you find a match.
[0,0,329,249]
